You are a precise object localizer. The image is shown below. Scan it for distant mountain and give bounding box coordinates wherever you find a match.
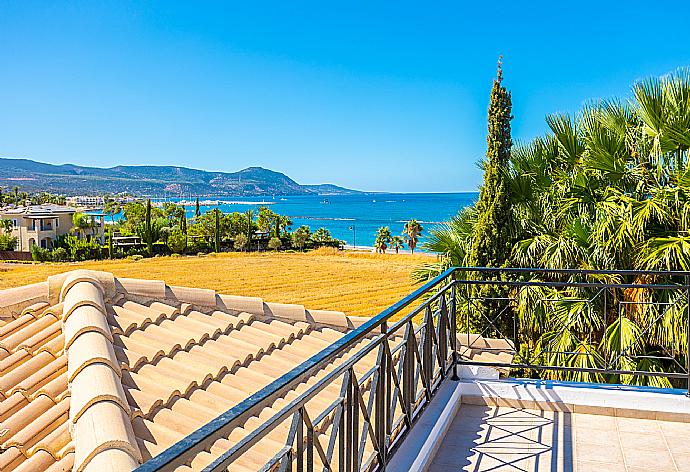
[0,158,362,196]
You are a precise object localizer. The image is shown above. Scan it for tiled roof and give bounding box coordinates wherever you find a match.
[0,204,77,216]
[0,270,371,471]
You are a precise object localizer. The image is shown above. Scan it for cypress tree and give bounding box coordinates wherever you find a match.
[214,209,221,253]
[468,57,513,268]
[195,197,201,218]
[246,210,253,243]
[145,199,153,255]
[108,228,114,259]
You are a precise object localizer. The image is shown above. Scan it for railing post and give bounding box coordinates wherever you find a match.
[403,321,415,425]
[450,273,459,381]
[352,370,359,472]
[422,306,433,393]
[438,293,448,378]
[306,409,314,472]
[686,276,690,397]
[375,324,388,469]
[346,370,353,472]
[297,409,304,472]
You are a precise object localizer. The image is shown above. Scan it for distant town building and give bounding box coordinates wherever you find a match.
[0,204,105,251]
[65,195,105,207]
[65,195,137,207]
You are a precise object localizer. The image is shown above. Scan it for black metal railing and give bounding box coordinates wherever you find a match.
[135,267,690,472]
[453,267,690,393]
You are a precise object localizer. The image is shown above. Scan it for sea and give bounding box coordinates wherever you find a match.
[180,193,477,248]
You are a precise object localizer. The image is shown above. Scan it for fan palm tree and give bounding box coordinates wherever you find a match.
[403,219,423,254]
[71,212,93,239]
[374,226,392,254]
[0,219,12,234]
[103,198,121,259]
[418,68,690,385]
[391,235,405,254]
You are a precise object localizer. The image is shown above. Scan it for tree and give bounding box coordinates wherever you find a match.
[143,199,154,255]
[415,67,690,386]
[120,201,164,235]
[374,226,392,254]
[71,212,93,239]
[103,198,121,259]
[291,225,311,251]
[245,209,254,241]
[391,235,405,254]
[0,234,17,251]
[168,228,187,254]
[312,227,333,243]
[268,237,282,251]
[402,220,423,254]
[162,202,185,226]
[0,219,12,234]
[214,208,221,253]
[234,233,248,251]
[12,186,19,205]
[257,207,278,233]
[468,57,514,268]
[413,208,477,282]
[195,197,201,218]
[274,214,293,238]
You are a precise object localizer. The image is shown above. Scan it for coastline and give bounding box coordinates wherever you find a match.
[343,245,435,256]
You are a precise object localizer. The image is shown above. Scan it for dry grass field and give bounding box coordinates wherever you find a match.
[0,249,435,318]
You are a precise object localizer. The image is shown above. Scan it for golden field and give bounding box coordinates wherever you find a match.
[0,249,434,318]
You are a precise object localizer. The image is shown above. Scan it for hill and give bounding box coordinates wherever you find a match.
[0,158,362,196]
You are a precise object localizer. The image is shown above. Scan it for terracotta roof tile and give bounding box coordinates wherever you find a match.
[0,269,363,471]
[0,282,49,318]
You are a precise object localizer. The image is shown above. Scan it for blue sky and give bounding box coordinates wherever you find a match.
[1,2,689,192]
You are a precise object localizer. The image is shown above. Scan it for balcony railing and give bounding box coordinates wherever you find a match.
[453,268,690,391]
[136,267,690,472]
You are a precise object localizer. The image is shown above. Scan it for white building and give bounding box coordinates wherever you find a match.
[0,204,105,251]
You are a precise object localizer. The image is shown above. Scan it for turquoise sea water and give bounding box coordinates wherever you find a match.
[182,192,478,248]
[106,193,477,249]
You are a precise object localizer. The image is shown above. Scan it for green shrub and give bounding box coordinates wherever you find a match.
[207,252,218,258]
[167,229,187,254]
[291,225,311,251]
[170,253,182,258]
[63,235,102,261]
[30,245,52,262]
[187,239,209,254]
[233,234,248,251]
[51,247,69,262]
[0,234,18,251]
[128,254,144,262]
[268,237,282,251]
[311,227,334,243]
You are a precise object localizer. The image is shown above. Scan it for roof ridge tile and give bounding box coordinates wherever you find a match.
[64,304,113,350]
[59,277,141,472]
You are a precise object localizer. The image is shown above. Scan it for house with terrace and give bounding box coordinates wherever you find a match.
[0,205,105,251]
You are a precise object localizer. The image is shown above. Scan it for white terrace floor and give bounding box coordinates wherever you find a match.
[430,404,690,472]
